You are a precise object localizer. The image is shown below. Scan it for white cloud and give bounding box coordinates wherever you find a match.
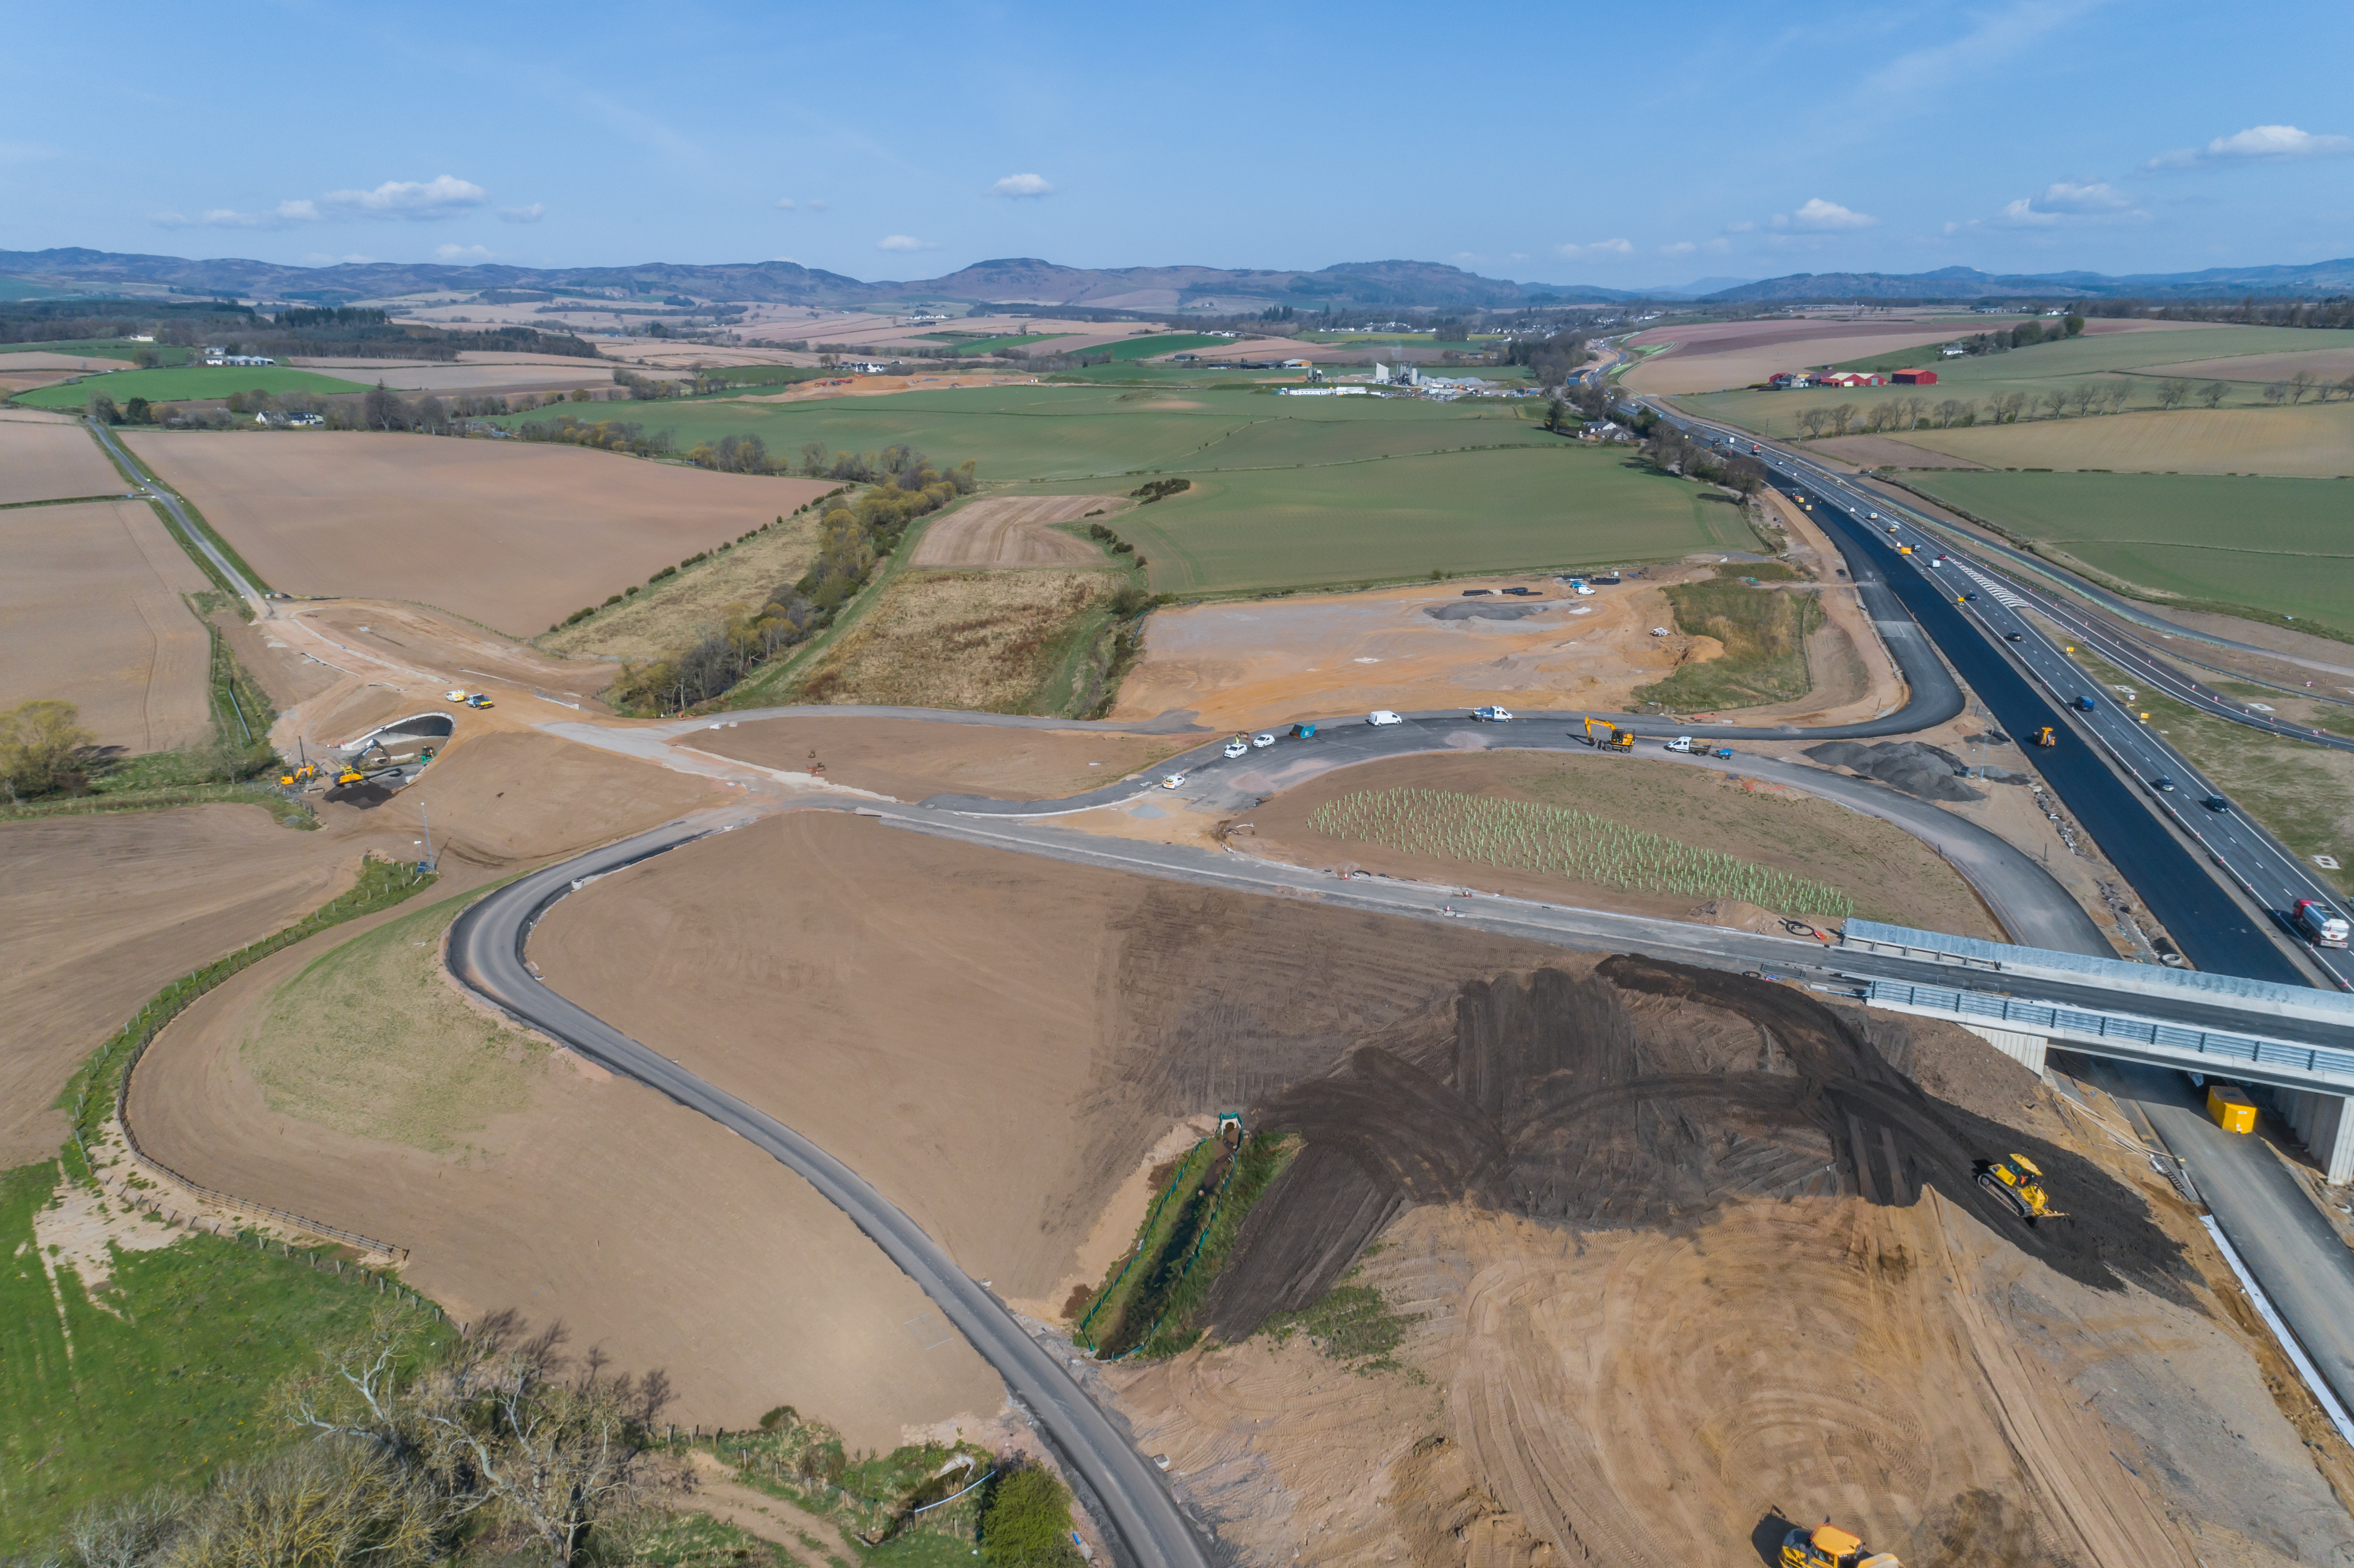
[877,234,938,251]
[319,174,488,220]
[433,243,495,261]
[779,197,831,212]
[496,203,546,224]
[1957,180,2148,231]
[2144,124,2354,171]
[1777,198,1877,231]
[1868,0,2105,96]
[776,197,797,209]
[1723,219,1756,234]
[988,172,1055,198]
[1556,238,1634,259]
[152,198,320,230]
[1662,241,1697,255]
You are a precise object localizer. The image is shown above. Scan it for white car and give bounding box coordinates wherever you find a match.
[1664,736,1695,753]
[1251,732,1276,748]
[444,688,469,701]
[1161,773,1187,789]
[1222,739,1249,758]
[1471,706,1514,722]
[1368,710,1403,726]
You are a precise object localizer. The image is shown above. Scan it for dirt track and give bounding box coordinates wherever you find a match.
[123,431,834,635]
[0,419,124,504]
[910,494,1122,567]
[684,714,1186,800]
[0,498,213,751]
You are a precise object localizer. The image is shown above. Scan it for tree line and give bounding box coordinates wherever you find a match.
[1787,370,2354,438]
[607,448,978,715]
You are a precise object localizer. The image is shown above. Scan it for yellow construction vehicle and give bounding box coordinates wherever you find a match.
[1781,1524,1899,1568]
[335,768,366,786]
[1977,1153,2065,1224]
[1582,716,1635,751]
[2032,726,2057,747]
[279,761,319,788]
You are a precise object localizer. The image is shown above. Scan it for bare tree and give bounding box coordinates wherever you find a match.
[2337,373,2354,404]
[2263,380,2289,405]
[2290,369,2316,404]
[2199,380,2229,408]
[1931,398,1965,428]
[2040,388,2071,419]
[1795,407,1827,439]
[2068,383,2101,417]
[2155,378,2191,411]
[1828,401,1859,436]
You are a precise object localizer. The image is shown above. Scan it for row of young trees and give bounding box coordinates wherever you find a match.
[1788,368,2354,439]
[609,450,978,714]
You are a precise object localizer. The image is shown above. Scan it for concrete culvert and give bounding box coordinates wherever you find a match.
[1201,958,2191,1340]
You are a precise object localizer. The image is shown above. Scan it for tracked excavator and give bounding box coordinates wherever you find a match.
[1977,1153,2065,1224]
[1582,716,1634,751]
[1781,1524,1900,1568]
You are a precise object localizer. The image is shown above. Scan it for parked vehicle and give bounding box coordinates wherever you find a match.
[1223,738,1249,758]
[2292,898,2351,949]
[1712,747,1735,759]
[1664,736,1695,753]
[1500,586,1537,596]
[1160,773,1187,789]
[1368,710,1403,726]
[1471,706,1514,722]
[1291,722,1317,740]
[465,694,493,708]
[1251,732,1276,748]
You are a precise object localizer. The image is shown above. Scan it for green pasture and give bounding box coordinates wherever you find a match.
[1904,470,2354,636]
[1025,445,1751,594]
[914,331,1073,354]
[14,365,376,408]
[0,1161,420,1550]
[500,382,1558,483]
[1,338,189,364]
[1108,333,1232,361]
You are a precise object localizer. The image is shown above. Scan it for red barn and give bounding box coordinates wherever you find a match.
[1891,368,1937,385]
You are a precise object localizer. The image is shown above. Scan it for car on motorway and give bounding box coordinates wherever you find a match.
[1963,592,1979,602]
[1251,731,1276,748]
[2152,776,2176,792]
[2005,632,2024,642]
[1471,706,1514,722]
[1368,710,1403,726]
[2205,795,2232,813]
[1160,772,1186,789]
[1222,738,1249,758]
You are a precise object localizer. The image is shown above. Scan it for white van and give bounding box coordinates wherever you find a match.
[1664,736,1695,753]
[1368,710,1403,726]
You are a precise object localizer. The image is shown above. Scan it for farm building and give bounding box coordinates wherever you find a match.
[1890,368,1938,385]
[1815,372,1882,388]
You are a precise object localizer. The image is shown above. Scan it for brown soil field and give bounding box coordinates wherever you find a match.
[1112,576,1708,732]
[0,408,87,424]
[1232,750,1998,934]
[909,495,1124,568]
[122,431,836,635]
[0,351,129,372]
[1102,965,2354,1568]
[286,361,667,393]
[530,810,1562,1325]
[2136,346,2354,385]
[794,568,1117,712]
[0,418,128,504]
[0,369,92,396]
[683,715,1188,801]
[1621,315,2204,397]
[1808,433,1987,469]
[128,888,1007,1451]
[1887,403,2354,476]
[742,372,1039,405]
[0,804,365,1167]
[540,511,824,664]
[0,499,213,751]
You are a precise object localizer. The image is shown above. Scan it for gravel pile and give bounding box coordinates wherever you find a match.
[1804,740,1985,802]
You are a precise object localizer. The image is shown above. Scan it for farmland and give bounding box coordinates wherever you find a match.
[1050,446,1752,594]
[1108,333,1233,360]
[123,430,833,636]
[1903,469,2354,635]
[0,416,124,503]
[1878,402,2354,477]
[791,567,1124,715]
[14,365,376,408]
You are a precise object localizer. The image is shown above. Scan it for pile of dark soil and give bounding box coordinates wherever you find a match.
[1202,957,2189,1339]
[1424,602,1552,622]
[1804,740,1985,802]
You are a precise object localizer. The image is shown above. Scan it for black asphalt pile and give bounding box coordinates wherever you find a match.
[1804,739,1985,802]
[1202,957,2190,1339]
[1423,602,1552,622]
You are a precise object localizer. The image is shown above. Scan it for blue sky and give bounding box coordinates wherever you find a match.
[4,0,2349,287]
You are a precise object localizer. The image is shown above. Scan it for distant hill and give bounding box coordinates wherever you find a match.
[0,248,1634,311]
[1706,260,2354,302]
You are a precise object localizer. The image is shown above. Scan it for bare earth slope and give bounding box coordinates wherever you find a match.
[124,431,834,635]
[910,494,1122,567]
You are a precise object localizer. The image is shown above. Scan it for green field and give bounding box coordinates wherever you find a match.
[499,383,1557,482]
[1031,445,1751,594]
[1904,470,2354,636]
[1107,333,1234,361]
[2,337,190,364]
[0,1161,423,1549]
[14,365,376,408]
[915,331,1073,354]
[1688,325,2331,439]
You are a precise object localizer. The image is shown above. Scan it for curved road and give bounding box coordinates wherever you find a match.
[446,826,1214,1568]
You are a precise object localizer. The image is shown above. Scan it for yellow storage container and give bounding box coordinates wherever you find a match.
[2208,1084,2258,1134]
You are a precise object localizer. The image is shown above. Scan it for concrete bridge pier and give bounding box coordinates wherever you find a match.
[2272,1088,2354,1186]
[1960,1024,2047,1076]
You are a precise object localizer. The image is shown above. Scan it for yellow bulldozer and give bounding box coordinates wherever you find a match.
[1977,1153,2065,1225]
[1781,1524,1900,1568]
[1583,716,1634,751]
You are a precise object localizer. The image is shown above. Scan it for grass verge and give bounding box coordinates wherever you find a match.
[1260,1254,1427,1376]
[679,1409,993,1562]
[1633,566,1823,711]
[0,1159,449,1550]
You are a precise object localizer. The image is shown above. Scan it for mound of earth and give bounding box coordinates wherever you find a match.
[1422,602,1553,622]
[1805,739,1985,802]
[1203,956,2188,1338]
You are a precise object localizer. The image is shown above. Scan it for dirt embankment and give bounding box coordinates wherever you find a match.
[683,715,1188,801]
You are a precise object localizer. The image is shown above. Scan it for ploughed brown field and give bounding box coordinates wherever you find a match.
[1620,315,2198,396]
[122,431,836,636]
[0,499,212,751]
[909,494,1122,567]
[682,714,1188,801]
[0,418,124,505]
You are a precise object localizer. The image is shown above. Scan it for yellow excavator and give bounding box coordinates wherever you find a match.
[1977,1153,2065,1225]
[1781,1524,1900,1568]
[278,761,319,788]
[1582,716,1634,751]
